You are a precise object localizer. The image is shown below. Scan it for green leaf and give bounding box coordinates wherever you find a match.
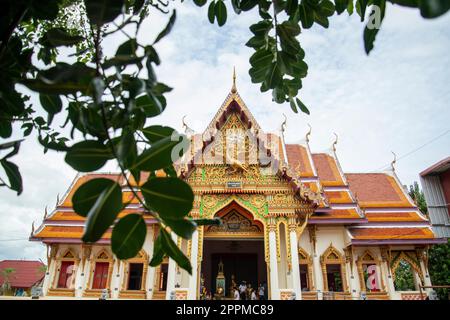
[142,125,175,143]
[149,231,165,266]
[193,0,208,6]
[215,0,228,26]
[240,0,260,11]
[39,94,62,119]
[289,97,298,113]
[136,93,165,117]
[335,0,350,14]
[249,20,272,36]
[245,35,267,48]
[65,140,113,172]
[192,218,222,226]
[357,0,369,21]
[85,0,125,25]
[160,228,192,274]
[73,178,118,217]
[0,159,22,195]
[40,28,84,48]
[419,0,450,18]
[208,1,216,23]
[249,66,269,83]
[112,214,147,259]
[154,10,176,44]
[231,0,242,14]
[141,177,194,220]
[364,0,386,54]
[296,97,310,115]
[82,180,123,243]
[116,130,137,168]
[249,49,274,68]
[22,63,96,95]
[265,62,282,89]
[298,4,315,29]
[132,134,188,171]
[163,218,196,239]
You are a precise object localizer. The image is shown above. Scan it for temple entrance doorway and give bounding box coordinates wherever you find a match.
[200,201,267,299]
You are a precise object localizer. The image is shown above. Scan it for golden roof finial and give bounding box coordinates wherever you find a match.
[306,124,312,143]
[231,66,237,93]
[391,151,397,171]
[332,132,338,152]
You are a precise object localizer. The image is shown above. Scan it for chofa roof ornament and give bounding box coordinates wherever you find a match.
[332,132,338,152]
[305,124,312,143]
[391,151,397,171]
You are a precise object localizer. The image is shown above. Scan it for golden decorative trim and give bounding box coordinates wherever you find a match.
[320,244,349,293]
[298,247,315,291]
[120,250,149,295]
[356,250,386,293]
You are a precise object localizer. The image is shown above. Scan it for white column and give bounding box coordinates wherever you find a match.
[145,226,156,299]
[382,260,397,299]
[110,260,121,299]
[42,257,55,295]
[289,228,302,300]
[74,260,84,298]
[268,226,280,300]
[188,230,199,300]
[165,232,178,300]
[312,253,324,300]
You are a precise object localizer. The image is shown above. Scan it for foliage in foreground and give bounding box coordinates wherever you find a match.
[0,0,448,272]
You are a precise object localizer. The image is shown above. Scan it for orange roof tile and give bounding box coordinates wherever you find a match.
[324,191,353,204]
[365,211,426,222]
[47,208,148,221]
[346,173,413,208]
[349,227,435,240]
[285,144,315,178]
[312,208,361,220]
[60,174,122,207]
[312,153,345,187]
[34,225,111,240]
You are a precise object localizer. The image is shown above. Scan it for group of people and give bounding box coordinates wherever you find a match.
[200,281,267,300]
[232,281,266,300]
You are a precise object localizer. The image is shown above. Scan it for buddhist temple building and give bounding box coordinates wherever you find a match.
[30,76,445,300]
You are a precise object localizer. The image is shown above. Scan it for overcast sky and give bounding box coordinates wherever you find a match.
[0,2,449,262]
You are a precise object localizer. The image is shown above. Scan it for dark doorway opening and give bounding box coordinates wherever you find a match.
[202,239,266,298]
[127,263,143,290]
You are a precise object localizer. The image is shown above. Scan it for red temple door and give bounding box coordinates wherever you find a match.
[92,262,109,289]
[57,261,74,288]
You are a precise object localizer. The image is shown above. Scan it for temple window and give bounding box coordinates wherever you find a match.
[127,263,144,290]
[86,250,113,292]
[57,261,75,289]
[51,249,79,292]
[119,250,149,298]
[158,262,169,291]
[357,251,384,293]
[391,251,424,292]
[298,247,314,292]
[320,245,348,293]
[393,260,418,291]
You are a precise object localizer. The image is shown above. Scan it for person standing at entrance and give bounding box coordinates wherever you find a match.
[258,284,265,300]
[239,281,246,300]
[233,287,240,300]
[251,289,257,300]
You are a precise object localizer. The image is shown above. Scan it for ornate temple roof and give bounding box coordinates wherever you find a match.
[30,76,443,245]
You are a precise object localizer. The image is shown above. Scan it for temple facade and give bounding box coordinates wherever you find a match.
[30,81,445,300]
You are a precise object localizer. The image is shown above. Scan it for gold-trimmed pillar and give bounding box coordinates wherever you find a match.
[268,218,280,300]
[187,229,199,300]
[288,218,302,300]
